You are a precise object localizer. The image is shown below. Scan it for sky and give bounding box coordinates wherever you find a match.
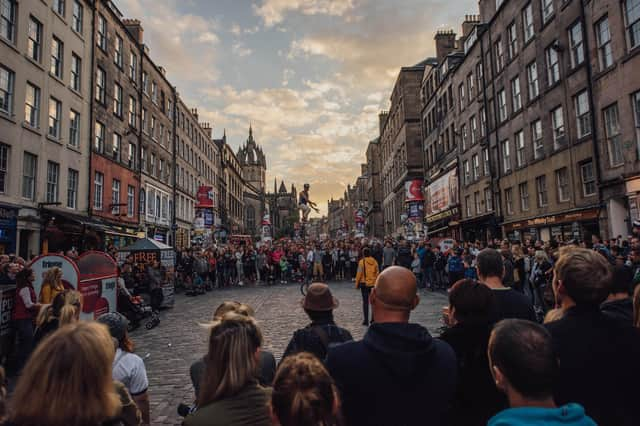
[116,0,476,215]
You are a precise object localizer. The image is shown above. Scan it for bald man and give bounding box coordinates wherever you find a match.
[327,266,457,426]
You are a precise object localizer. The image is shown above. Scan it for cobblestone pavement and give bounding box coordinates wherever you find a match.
[131,281,448,425]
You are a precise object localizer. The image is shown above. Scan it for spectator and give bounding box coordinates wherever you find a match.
[501,249,515,289]
[600,265,634,325]
[34,289,82,345]
[7,322,122,426]
[433,246,447,289]
[423,243,436,290]
[411,252,422,288]
[0,366,5,424]
[381,241,395,270]
[395,239,412,269]
[529,250,553,315]
[635,284,640,328]
[511,245,526,292]
[547,248,640,426]
[488,319,596,426]
[354,247,379,326]
[38,266,65,304]
[282,283,353,361]
[476,249,536,322]
[11,267,41,370]
[270,352,341,426]
[327,266,456,426]
[184,313,271,426]
[98,312,151,425]
[440,279,505,426]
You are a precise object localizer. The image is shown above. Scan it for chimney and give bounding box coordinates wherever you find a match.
[191,108,199,121]
[201,122,212,139]
[378,111,389,136]
[478,0,496,23]
[434,29,456,62]
[158,66,166,76]
[123,19,143,44]
[461,15,480,39]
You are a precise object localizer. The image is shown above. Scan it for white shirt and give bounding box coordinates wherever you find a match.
[112,348,149,396]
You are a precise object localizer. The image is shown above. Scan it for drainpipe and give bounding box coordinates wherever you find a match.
[137,42,144,236]
[87,2,97,220]
[171,88,177,248]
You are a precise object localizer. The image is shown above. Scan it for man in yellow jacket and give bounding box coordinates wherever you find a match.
[355,247,380,326]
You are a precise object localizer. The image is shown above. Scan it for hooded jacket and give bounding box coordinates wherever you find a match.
[327,322,457,426]
[355,256,379,288]
[488,404,597,426]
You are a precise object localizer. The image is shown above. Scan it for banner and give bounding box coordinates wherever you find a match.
[405,179,425,202]
[196,186,215,208]
[354,208,366,223]
[76,251,119,320]
[425,168,459,216]
[30,254,80,301]
[407,201,424,222]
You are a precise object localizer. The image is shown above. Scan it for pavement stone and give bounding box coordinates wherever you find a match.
[131,280,449,425]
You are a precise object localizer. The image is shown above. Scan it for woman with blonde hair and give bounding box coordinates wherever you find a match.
[39,266,64,304]
[184,313,271,426]
[271,352,341,426]
[7,322,121,426]
[34,289,82,345]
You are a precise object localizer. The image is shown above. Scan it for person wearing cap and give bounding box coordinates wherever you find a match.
[98,312,150,425]
[281,283,353,362]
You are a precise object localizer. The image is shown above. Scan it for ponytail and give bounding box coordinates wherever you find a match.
[58,304,77,327]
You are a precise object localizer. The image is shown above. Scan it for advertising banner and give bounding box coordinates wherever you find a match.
[405,179,425,202]
[75,251,119,320]
[425,168,459,216]
[30,254,80,302]
[407,201,425,222]
[196,186,215,208]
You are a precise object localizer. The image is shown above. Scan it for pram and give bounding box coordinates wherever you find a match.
[117,283,158,331]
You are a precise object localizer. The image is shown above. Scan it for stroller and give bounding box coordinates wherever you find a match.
[117,283,158,331]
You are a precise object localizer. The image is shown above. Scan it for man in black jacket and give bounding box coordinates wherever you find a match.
[396,239,413,270]
[327,266,457,426]
[546,248,640,426]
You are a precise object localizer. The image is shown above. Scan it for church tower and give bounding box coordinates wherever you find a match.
[237,124,266,192]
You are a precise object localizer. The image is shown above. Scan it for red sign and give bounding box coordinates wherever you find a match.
[405,179,424,202]
[196,186,215,208]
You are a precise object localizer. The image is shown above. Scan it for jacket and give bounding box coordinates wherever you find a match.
[600,298,633,325]
[327,322,457,426]
[282,319,353,362]
[12,285,36,320]
[355,256,379,288]
[488,404,597,426]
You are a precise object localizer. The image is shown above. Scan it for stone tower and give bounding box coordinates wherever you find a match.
[237,125,266,192]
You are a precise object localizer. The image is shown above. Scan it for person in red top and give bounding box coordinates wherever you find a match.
[12,267,41,370]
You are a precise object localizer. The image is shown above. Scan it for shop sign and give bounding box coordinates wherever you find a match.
[405,179,425,202]
[427,207,460,223]
[505,209,600,231]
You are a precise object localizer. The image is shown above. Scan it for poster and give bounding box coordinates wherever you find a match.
[0,286,15,359]
[407,201,425,222]
[75,251,119,320]
[29,254,80,301]
[196,186,215,208]
[405,179,425,202]
[425,168,459,216]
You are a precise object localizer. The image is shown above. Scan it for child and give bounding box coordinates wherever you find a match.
[279,257,289,284]
[411,252,423,288]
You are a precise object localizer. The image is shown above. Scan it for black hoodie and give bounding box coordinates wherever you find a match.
[327,322,457,426]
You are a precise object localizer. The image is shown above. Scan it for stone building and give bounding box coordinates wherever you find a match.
[327,198,346,238]
[265,180,298,238]
[365,138,384,238]
[218,137,244,235]
[237,125,267,238]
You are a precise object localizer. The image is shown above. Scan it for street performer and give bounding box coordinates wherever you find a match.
[299,183,319,222]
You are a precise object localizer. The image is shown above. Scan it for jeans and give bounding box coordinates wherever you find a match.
[360,285,373,324]
[14,318,34,370]
[424,266,434,288]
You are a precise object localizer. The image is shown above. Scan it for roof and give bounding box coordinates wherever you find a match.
[120,237,173,251]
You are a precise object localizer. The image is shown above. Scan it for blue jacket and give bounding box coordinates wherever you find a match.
[488,404,596,426]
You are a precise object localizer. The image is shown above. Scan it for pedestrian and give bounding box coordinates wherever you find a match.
[634,283,640,328]
[600,265,634,324]
[38,266,65,304]
[282,283,353,361]
[381,241,395,270]
[354,247,379,326]
[488,319,596,426]
[270,352,341,426]
[396,239,412,269]
[11,267,41,371]
[447,248,464,287]
[423,243,436,289]
[511,244,526,292]
[327,266,457,426]
[546,247,640,426]
[433,246,447,289]
[34,289,82,346]
[411,252,423,287]
[183,313,271,426]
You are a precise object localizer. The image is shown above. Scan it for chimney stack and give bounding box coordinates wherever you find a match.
[123,19,143,44]
[191,108,199,121]
[378,111,389,136]
[201,122,212,139]
[434,29,456,62]
[461,15,480,39]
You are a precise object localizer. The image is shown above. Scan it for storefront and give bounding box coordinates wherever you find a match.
[502,208,601,243]
[625,176,640,235]
[0,204,18,255]
[460,213,500,243]
[426,206,461,240]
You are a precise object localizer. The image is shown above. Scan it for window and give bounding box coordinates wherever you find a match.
[129,52,137,81]
[461,124,468,150]
[151,81,157,104]
[523,3,534,42]
[97,14,106,50]
[498,89,507,122]
[27,16,42,62]
[474,191,481,215]
[556,168,570,202]
[46,161,59,203]
[151,116,156,139]
[70,53,81,92]
[113,83,123,117]
[93,172,103,210]
[112,133,121,161]
[596,17,613,70]
[141,146,147,172]
[581,161,596,196]
[114,35,123,68]
[604,103,623,166]
[128,142,136,168]
[0,144,7,193]
[546,44,560,85]
[1,0,17,43]
[536,175,548,207]
[22,152,37,200]
[0,65,14,114]
[94,121,104,153]
[495,38,505,72]
[139,189,146,215]
[485,188,493,212]
[483,147,490,176]
[69,109,80,148]
[515,130,526,167]
[128,96,136,127]
[574,90,591,138]
[634,91,640,156]
[25,83,40,128]
[542,0,554,23]
[67,169,78,209]
[95,68,107,104]
[458,83,465,111]
[159,158,164,180]
[111,180,120,214]
[626,0,640,50]
[50,36,63,78]
[48,97,61,139]
[507,22,518,60]
[551,106,565,149]
[470,116,478,145]
[465,195,471,217]
[472,154,480,180]
[569,22,584,68]
[72,0,83,33]
[467,73,474,100]
[463,160,470,184]
[502,140,511,173]
[511,77,522,111]
[476,62,484,93]
[150,152,156,176]
[526,61,539,101]
[53,0,65,16]
[142,108,147,133]
[127,186,135,217]
[480,107,487,137]
[519,182,530,211]
[505,187,514,215]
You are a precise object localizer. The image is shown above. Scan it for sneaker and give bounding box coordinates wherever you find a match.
[238,281,244,286]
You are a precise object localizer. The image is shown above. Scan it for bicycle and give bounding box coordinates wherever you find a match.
[300,273,311,296]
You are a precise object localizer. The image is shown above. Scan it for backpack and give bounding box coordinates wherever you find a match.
[310,325,350,362]
[448,256,464,273]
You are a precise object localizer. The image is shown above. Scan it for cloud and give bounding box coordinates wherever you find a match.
[254,0,357,27]
[282,68,295,86]
[232,41,253,57]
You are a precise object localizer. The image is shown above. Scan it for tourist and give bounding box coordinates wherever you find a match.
[476,249,536,322]
[411,252,422,287]
[529,250,553,312]
[184,313,271,426]
[98,312,151,425]
[11,267,41,370]
[34,289,82,345]
[327,266,456,426]
[381,241,395,270]
[395,239,412,270]
[447,248,465,288]
[282,283,352,361]
[440,279,505,426]
[433,246,447,289]
[488,319,596,426]
[354,247,379,326]
[270,352,341,426]
[547,247,640,426]
[38,266,65,304]
[600,265,634,324]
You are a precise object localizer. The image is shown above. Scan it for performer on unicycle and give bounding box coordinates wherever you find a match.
[299,183,319,222]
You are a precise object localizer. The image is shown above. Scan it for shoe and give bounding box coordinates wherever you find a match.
[362,321,369,326]
[238,281,244,286]
[177,403,191,417]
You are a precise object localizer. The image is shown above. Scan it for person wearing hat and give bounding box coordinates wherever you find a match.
[98,312,150,425]
[281,283,353,362]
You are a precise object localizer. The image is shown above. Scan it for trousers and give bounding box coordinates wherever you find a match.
[360,285,372,323]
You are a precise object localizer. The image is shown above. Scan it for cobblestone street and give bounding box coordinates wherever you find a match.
[131,281,448,425]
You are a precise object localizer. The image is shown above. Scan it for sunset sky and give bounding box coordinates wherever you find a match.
[117,0,476,215]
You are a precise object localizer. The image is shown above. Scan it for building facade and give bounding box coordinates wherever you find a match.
[265,180,298,238]
[219,139,244,235]
[365,138,384,238]
[237,126,267,238]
